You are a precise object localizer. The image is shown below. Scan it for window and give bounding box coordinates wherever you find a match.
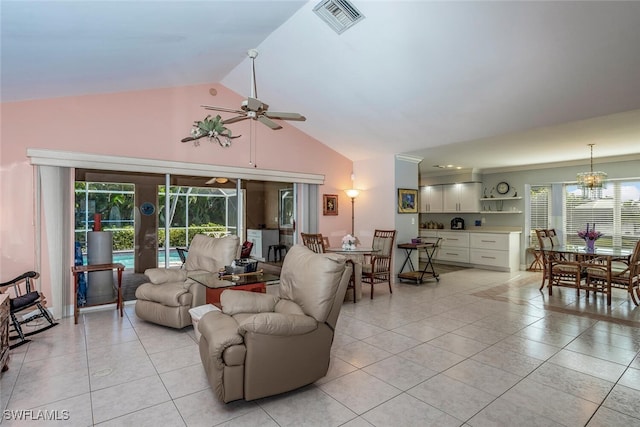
[75,181,240,269]
[74,182,135,249]
[158,185,239,248]
[529,185,551,246]
[564,180,640,249]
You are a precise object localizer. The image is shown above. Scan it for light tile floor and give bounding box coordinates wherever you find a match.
[2,268,640,426]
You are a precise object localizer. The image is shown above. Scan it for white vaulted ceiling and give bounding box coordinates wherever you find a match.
[2,1,640,175]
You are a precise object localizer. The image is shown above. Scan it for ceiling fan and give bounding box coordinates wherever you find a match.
[202,49,306,130]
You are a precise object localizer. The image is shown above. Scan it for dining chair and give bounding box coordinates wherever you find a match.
[300,233,326,254]
[361,229,396,299]
[584,240,640,305]
[536,229,582,295]
[345,259,357,304]
[535,229,551,290]
[546,228,561,247]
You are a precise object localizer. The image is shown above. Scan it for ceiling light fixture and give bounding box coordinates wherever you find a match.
[576,144,607,199]
[205,177,229,185]
[433,164,463,169]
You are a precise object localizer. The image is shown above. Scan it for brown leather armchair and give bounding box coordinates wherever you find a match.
[135,234,240,328]
[197,244,351,402]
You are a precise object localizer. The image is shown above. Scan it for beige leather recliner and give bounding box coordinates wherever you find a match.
[198,244,350,402]
[135,234,240,328]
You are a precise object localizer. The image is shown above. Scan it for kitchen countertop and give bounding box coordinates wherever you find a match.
[420,226,522,233]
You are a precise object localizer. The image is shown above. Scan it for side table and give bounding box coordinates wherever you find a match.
[397,239,441,284]
[71,263,125,324]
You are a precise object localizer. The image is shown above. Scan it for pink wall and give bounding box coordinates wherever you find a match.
[0,84,353,297]
[353,156,397,246]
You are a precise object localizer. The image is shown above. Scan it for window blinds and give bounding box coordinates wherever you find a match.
[564,180,640,249]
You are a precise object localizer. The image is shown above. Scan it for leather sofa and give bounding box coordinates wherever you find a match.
[198,244,350,402]
[135,234,240,328]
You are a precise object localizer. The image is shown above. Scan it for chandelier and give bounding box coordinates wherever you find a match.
[576,144,607,199]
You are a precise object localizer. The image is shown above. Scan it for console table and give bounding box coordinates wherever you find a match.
[71,263,125,324]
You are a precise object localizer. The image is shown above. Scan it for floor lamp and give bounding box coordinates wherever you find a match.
[345,189,360,236]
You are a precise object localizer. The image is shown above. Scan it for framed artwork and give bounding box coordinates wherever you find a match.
[323,194,338,216]
[397,188,418,213]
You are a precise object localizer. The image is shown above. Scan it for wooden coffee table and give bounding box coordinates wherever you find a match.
[189,271,280,305]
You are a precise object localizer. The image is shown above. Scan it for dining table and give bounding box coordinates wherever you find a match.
[543,244,633,305]
[325,247,380,302]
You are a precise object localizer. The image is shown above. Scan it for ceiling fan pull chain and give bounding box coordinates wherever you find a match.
[249,120,254,166]
[253,123,258,168]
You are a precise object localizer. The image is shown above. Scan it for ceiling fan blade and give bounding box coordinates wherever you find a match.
[257,115,282,130]
[222,115,249,124]
[202,105,244,114]
[264,112,306,121]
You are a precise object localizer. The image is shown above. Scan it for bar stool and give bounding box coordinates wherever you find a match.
[268,244,287,262]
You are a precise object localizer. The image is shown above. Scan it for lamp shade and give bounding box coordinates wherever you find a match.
[345,189,360,199]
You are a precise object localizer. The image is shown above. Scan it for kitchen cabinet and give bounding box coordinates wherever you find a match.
[469,232,520,272]
[247,229,279,261]
[442,183,481,212]
[419,185,443,213]
[418,229,521,272]
[436,231,470,263]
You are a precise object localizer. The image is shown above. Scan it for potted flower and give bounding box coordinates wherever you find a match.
[577,223,603,251]
[341,234,356,250]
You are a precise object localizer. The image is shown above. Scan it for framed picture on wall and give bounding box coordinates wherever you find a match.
[397,188,418,213]
[323,194,338,216]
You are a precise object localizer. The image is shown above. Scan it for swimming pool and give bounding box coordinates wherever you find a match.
[82,249,182,270]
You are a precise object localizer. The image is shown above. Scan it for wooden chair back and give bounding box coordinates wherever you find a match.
[372,229,396,257]
[546,229,561,247]
[300,233,326,253]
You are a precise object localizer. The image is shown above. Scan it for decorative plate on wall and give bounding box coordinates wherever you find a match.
[140,202,155,216]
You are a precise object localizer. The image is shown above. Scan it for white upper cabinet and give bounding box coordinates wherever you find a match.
[442,183,481,212]
[419,185,444,212]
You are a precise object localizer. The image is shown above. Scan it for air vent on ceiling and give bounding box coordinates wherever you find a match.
[313,0,365,34]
